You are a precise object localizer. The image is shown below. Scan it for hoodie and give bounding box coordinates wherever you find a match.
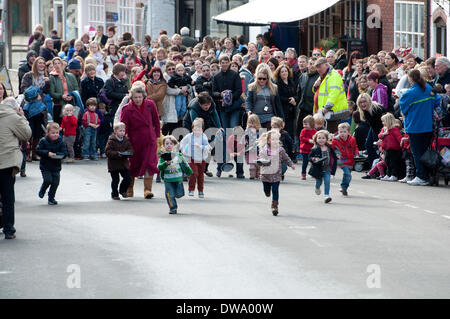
[372,83,388,110]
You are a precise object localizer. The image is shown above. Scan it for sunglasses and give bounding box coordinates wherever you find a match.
[167,68,175,71]
[258,77,267,81]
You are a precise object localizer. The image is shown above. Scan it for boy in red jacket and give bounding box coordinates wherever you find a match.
[332,122,359,196]
[299,115,317,180]
[82,98,101,160]
[60,104,78,163]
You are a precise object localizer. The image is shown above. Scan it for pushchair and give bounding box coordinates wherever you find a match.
[429,127,450,186]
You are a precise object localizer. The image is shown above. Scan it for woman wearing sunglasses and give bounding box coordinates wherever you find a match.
[246,64,284,129]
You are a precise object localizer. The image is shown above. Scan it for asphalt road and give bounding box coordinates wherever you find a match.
[1,159,449,298]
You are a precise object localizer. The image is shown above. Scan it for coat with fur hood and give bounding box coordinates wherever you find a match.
[0,104,32,172]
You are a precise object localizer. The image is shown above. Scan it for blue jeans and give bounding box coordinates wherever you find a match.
[408,132,433,180]
[365,128,378,167]
[315,170,331,196]
[340,166,352,191]
[263,181,280,201]
[175,94,187,117]
[82,127,98,158]
[164,181,185,211]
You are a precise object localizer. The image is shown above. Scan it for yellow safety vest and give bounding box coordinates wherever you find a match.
[317,68,349,119]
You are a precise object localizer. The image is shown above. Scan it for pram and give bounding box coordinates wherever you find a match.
[429,127,450,186]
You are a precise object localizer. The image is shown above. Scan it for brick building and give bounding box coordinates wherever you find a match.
[366,0,428,57]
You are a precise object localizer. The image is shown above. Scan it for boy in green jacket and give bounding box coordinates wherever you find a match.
[158,135,193,214]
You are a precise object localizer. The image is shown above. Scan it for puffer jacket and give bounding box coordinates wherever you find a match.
[331,134,359,167]
[0,104,32,172]
[378,126,402,151]
[36,135,67,171]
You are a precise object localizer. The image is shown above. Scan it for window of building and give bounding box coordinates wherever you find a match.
[88,0,145,43]
[306,0,363,55]
[206,0,246,38]
[394,1,425,58]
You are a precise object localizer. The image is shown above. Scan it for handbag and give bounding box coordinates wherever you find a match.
[420,148,441,169]
[98,87,112,105]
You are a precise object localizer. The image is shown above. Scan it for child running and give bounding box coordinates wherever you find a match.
[245,114,261,180]
[331,122,359,196]
[309,130,337,203]
[180,118,211,197]
[271,117,294,181]
[105,122,133,200]
[226,126,246,179]
[257,130,295,216]
[299,115,317,180]
[36,122,68,205]
[158,135,193,214]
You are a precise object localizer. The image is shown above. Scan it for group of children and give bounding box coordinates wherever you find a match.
[59,98,113,163]
[34,108,362,215]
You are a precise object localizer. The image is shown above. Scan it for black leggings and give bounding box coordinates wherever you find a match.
[385,149,402,177]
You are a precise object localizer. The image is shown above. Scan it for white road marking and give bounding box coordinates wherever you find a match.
[0,271,12,275]
[442,215,450,220]
[288,226,317,230]
[389,200,403,204]
[371,195,382,199]
[424,210,437,215]
[405,204,418,209]
[309,238,325,248]
[358,191,366,194]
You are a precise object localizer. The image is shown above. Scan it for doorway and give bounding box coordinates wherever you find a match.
[54,1,65,40]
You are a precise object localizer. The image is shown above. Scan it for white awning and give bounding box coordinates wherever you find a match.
[213,0,341,26]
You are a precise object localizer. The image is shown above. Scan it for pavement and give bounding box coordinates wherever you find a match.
[1,159,450,298]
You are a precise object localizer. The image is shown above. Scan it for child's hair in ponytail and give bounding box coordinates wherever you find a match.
[258,129,280,148]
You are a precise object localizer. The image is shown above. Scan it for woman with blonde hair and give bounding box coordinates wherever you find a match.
[356,93,386,166]
[246,63,284,129]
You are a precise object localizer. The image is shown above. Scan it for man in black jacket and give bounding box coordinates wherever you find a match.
[435,57,450,87]
[195,63,214,96]
[18,51,37,94]
[211,54,243,177]
[296,57,319,136]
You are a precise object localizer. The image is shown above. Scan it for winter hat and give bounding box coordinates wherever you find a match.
[24,86,40,102]
[68,59,82,70]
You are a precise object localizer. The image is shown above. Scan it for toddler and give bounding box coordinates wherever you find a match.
[299,115,317,180]
[97,102,113,158]
[362,151,386,179]
[257,130,295,216]
[158,136,193,214]
[378,113,402,181]
[332,122,359,196]
[168,63,193,118]
[82,98,101,160]
[245,114,261,179]
[60,104,78,163]
[180,118,211,197]
[309,130,337,203]
[271,117,294,181]
[226,126,246,179]
[105,122,133,200]
[36,123,68,205]
[313,113,326,131]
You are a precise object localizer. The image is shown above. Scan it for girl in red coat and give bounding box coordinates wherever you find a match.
[378,113,402,181]
[331,122,359,196]
[299,115,316,180]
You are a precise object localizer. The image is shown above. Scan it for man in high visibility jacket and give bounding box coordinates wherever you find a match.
[313,57,349,133]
